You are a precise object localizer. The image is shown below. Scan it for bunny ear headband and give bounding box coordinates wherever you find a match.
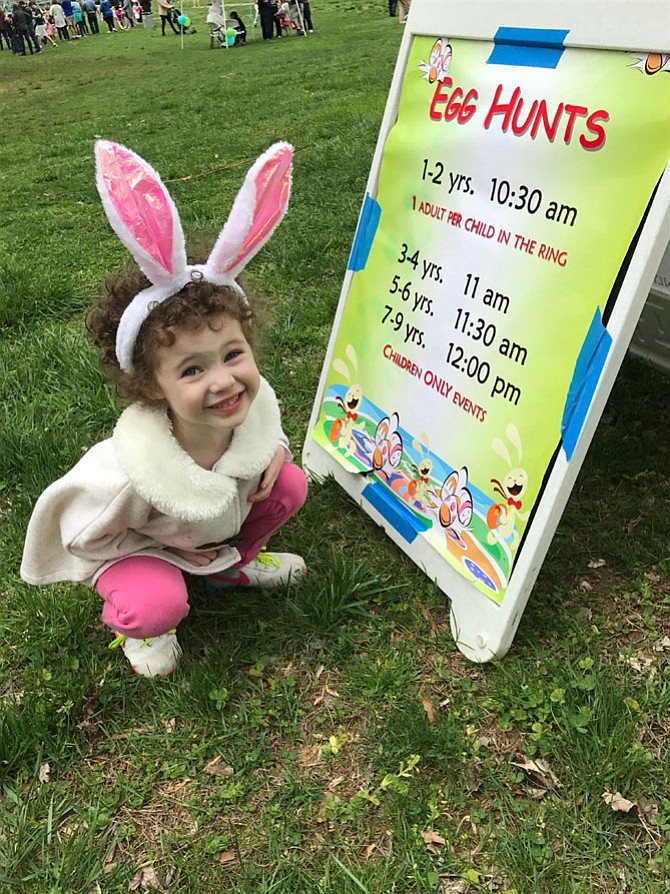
[94,139,294,372]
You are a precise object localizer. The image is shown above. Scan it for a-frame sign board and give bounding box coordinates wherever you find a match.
[303,0,670,662]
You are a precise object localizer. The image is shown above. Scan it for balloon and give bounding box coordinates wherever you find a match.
[226,26,235,37]
[226,34,235,45]
[177,13,186,23]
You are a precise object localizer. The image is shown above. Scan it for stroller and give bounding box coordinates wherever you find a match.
[170,7,197,33]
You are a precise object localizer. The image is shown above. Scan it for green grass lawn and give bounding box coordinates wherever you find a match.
[1,4,670,892]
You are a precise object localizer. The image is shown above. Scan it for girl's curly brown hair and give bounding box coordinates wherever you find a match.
[87,253,260,407]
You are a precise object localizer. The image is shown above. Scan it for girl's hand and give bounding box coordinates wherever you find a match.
[248,446,284,503]
[168,547,218,566]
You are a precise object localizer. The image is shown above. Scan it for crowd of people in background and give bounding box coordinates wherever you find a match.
[0,0,313,54]
[0,0,151,53]
[255,0,312,40]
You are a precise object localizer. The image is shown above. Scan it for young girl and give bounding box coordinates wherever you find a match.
[21,141,308,679]
[228,9,246,43]
[42,9,59,45]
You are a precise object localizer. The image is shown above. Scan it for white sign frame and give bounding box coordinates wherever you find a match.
[303,0,670,662]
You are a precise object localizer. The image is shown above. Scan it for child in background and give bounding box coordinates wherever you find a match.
[275,0,291,32]
[45,11,57,43]
[228,8,245,43]
[34,3,56,45]
[21,141,307,678]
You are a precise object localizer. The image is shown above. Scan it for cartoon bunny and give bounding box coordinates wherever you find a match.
[486,423,529,549]
[330,344,364,456]
[407,432,437,510]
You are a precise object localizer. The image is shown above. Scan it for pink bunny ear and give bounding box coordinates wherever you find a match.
[95,140,187,285]
[204,142,293,281]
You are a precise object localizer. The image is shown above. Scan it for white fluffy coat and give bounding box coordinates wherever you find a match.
[21,377,284,587]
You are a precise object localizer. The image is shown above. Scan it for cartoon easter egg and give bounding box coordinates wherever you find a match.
[645,53,663,74]
[330,417,344,443]
[486,502,506,531]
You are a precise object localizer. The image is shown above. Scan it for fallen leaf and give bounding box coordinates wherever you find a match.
[362,830,392,858]
[579,579,593,592]
[161,717,176,734]
[421,829,446,847]
[602,790,636,813]
[623,653,656,675]
[297,743,322,768]
[421,694,436,724]
[218,851,237,865]
[588,558,606,569]
[38,763,50,784]
[438,880,468,894]
[511,756,561,789]
[203,756,234,778]
[653,636,670,653]
[328,775,345,792]
[128,866,161,890]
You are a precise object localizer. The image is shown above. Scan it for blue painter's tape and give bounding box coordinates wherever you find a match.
[561,308,612,461]
[362,482,420,544]
[348,193,381,272]
[487,27,569,69]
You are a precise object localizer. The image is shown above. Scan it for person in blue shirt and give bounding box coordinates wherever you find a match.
[60,0,79,36]
[82,0,98,31]
[99,0,116,29]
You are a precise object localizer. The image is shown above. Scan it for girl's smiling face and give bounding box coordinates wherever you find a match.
[152,313,260,458]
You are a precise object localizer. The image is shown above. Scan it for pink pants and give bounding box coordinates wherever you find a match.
[96,462,307,639]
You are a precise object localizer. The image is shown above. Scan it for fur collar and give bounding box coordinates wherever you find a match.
[113,377,282,522]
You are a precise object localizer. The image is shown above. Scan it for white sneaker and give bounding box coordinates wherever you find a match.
[208,551,306,590]
[109,630,181,678]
